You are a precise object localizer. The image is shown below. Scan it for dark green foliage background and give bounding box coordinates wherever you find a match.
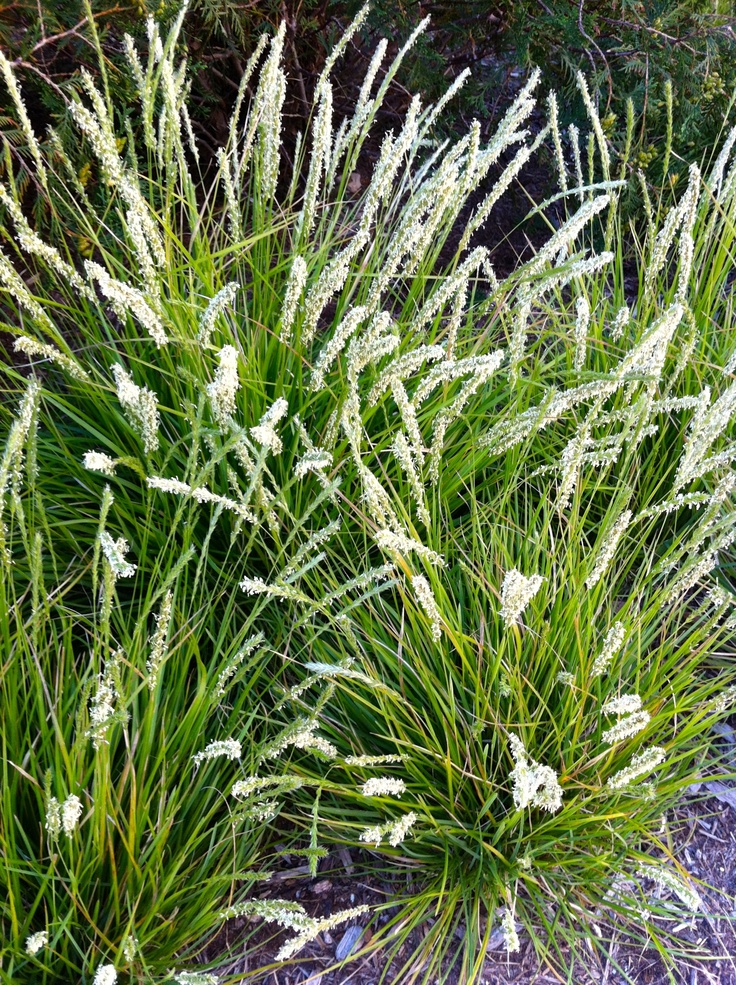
[2,0,735,197]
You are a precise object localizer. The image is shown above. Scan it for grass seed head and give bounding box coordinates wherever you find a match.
[500,569,545,627]
[25,931,48,955]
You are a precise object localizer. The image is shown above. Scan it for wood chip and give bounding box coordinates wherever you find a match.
[338,848,354,875]
[335,924,363,961]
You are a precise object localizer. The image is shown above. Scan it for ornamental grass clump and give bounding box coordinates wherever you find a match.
[2,5,736,983]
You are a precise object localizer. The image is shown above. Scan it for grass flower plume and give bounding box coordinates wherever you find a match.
[500,569,545,627]
[25,930,48,955]
[508,735,563,813]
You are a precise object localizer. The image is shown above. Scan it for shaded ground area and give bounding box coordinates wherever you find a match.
[193,794,736,985]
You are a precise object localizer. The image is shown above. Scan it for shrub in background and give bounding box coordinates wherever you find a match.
[5,0,736,210]
[2,6,736,984]
[515,0,736,197]
[353,1,736,178]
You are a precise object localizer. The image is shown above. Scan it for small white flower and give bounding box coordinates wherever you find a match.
[0,251,53,332]
[239,576,307,603]
[214,633,265,698]
[1,380,39,498]
[146,590,173,690]
[359,466,402,529]
[607,747,666,791]
[547,92,567,191]
[279,257,307,342]
[88,676,116,745]
[500,569,545,627]
[302,255,353,343]
[557,425,590,510]
[83,451,117,476]
[361,777,406,798]
[45,796,61,839]
[0,51,48,186]
[374,529,444,567]
[292,729,338,758]
[217,148,243,241]
[61,794,83,836]
[25,930,48,955]
[219,897,310,927]
[276,905,370,962]
[636,862,703,913]
[174,972,219,985]
[591,623,625,678]
[294,447,332,480]
[243,800,279,822]
[206,345,240,427]
[255,28,287,205]
[192,739,242,765]
[412,574,443,642]
[359,812,417,848]
[602,710,650,745]
[675,380,736,492]
[111,364,160,455]
[310,306,369,389]
[345,754,404,767]
[393,431,430,523]
[601,694,642,717]
[146,476,190,496]
[387,811,417,846]
[87,653,127,749]
[610,304,630,342]
[122,934,137,963]
[86,261,167,347]
[573,294,590,372]
[508,735,563,813]
[707,585,731,611]
[68,94,122,185]
[359,823,384,848]
[296,80,332,240]
[368,343,445,406]
[198,281,240,346]
[586,510,633,590]
[92,964,117,985]
[231,775,303,799]
[250,397,288,454]
[146,477,255,521]
[576,71,610,177]
[259,717,322,760]
[14,336,90,380]
[501,907,520,953]
[345,319,399,384]
[99,531,137,579]
[708,684,736,715]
